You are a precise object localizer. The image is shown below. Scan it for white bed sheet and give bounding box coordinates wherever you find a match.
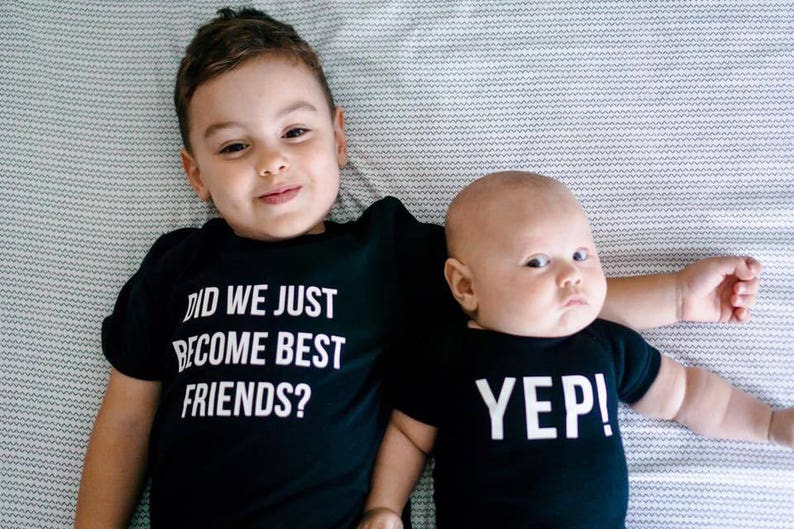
[2,2,793,528]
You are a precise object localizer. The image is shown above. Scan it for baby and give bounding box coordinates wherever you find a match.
[359,171,794,529]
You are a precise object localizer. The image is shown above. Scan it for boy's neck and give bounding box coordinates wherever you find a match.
[230,220,327,241]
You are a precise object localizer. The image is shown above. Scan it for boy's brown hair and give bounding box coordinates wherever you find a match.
[174,7,336,152]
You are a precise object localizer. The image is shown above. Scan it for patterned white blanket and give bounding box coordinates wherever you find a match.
[2,2,793,528]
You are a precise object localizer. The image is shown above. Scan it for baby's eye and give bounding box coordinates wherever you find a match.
[284,128,307,139]
[219,143,248,154]
[526,255,550,268]
[573,249,589,261]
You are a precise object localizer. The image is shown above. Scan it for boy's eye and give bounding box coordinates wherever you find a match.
[284,128,307,139]
[526,255,550,268]
[219,143,248,154]
[573,249,589,261]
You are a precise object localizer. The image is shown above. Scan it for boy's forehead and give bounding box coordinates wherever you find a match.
[187,55,330,136]
[196,55,319,104]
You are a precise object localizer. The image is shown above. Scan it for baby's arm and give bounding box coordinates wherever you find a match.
[358,410,438,529]
[602,256,761,329]
[74,369,160,529]
[632,355,794,447]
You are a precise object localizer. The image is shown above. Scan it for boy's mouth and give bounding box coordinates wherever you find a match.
[259,185,301,205]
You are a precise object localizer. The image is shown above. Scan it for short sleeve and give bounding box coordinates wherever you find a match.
[380,198,462,425]
[390,331,447,427]
[376,197,462,333]
[101,229,193,380]
[386,323,464,426]
[607,322,663,404]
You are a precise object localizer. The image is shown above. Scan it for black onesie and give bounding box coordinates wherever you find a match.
[397,319,662,529]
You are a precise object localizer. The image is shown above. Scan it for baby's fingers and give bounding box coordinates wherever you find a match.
[734,276,760,297]
[729,256,762,281]
[729,307,751,323]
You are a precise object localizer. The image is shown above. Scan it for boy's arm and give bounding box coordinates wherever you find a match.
[631,355,794,447]
[358,411,438,529]
[74,368,160,529]
[601,256,761,329]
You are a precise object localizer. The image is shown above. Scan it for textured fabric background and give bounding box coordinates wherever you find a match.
[2,1,793,528]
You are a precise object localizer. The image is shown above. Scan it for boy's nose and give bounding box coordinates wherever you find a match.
[257,147,288,176]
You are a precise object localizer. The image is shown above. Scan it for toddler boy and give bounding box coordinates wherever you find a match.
[358,171,793,529]
[75,8,762,529]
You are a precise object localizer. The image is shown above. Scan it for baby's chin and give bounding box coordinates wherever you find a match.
[549,310,599,337]
[470,312,598,338]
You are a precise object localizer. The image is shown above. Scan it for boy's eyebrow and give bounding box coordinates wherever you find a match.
[202,102,319,139]
[277,101,319,118]
[203,121,239,139]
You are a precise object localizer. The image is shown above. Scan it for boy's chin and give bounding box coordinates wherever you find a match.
[231,219,326,242]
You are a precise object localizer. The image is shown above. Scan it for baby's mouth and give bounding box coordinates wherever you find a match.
[563,296,587,307]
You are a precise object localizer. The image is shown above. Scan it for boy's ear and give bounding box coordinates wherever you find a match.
[333,107,348,168]
[180,148,211,202]
[444,257,478,313]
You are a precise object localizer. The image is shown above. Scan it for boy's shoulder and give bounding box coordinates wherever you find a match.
[355,196,433,229]
[145,225,203,259]
[345,196,443,251]
[137,218,226,275]
[364,195,405,213]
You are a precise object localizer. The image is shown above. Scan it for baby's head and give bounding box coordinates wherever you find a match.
[444,171,607,337]
[174,7,347,241]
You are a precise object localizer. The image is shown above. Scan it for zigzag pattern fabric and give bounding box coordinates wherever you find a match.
[2,1,793,528]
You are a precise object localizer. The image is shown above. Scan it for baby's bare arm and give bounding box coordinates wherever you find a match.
[74,369,160,529]
[358,411,437,529]
[632,355,792,447]
[602,274,678,329]
[602,257,760,329]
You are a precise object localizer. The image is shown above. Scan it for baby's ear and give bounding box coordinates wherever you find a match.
[444,257,478,313]
[180,148,211,202]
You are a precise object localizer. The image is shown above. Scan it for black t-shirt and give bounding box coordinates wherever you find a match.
[102,197,459,529]
[397,320,662,529]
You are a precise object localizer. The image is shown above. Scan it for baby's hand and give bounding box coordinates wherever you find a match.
[357,507,404,529]
[769,408,794,449]
[676,256,761,323]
